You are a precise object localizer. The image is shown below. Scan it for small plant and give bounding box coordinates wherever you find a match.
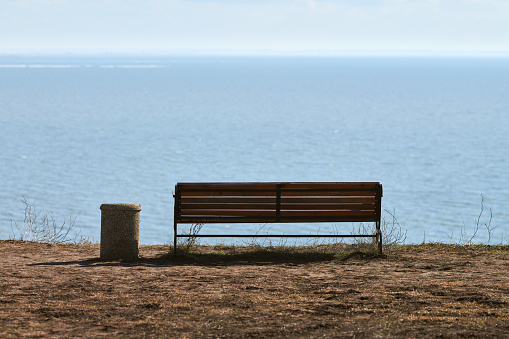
[448,194,494,245]
[9,195,79,244]
[176,223,203,253]
[380,208,407,245]
[350,207,407,249]
[242,224,292,247]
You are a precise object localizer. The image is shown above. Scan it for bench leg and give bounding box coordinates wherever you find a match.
[376,221,383,255]
[174,221,177,255]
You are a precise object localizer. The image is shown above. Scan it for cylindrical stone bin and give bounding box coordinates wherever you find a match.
[100,204,141,261]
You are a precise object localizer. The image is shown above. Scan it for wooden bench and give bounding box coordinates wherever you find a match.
[173,182,383,255]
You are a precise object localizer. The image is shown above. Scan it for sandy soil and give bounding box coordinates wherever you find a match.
[1,241,508,338]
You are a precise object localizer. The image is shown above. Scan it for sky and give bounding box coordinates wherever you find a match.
[1,0,509,56]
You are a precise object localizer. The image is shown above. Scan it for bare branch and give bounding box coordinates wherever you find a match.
[9,195,79,244]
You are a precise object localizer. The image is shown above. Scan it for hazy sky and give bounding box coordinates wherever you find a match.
[2,0,509,55]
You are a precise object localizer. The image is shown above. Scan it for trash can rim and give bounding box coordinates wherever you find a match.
[100,203,142,211]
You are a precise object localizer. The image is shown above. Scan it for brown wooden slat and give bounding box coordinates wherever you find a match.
[281,197,375,204]
[177,182,380,193]
[181,191,277,197]
[281,191,377,197]
[178,183,277,191]
[179,182,365,188]
[176,216,277,223]
[280,203,375,210]
[277,216,378,222]
[181,203,374,211]
[176,215,377,223]
[181,197,277,204]
[180,210,374,218]
[181,209,276,217]
[279,182,380,190]
[181,203,277,210]
[280,210,375,217]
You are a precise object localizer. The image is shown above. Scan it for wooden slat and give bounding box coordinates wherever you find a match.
[280,210,375,217]
[181,191,277,197]
[280,203,375,210]
[181,197,277,204]
[176,216,277,223]
[180,206,374,214]
[178,183,277,191]
[180,209,276,217]
[177,182,380,187]
[281,197,375,204]
[176,215,377,223]
[277,216,378,222]
[180,210,374,218]
[279,182,380,190]
[181,204,374,212]
[177,182,380,192]
[181,203,277,210]
[281,191,376,197]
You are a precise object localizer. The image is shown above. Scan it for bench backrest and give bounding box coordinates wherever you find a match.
[174,182,382,224]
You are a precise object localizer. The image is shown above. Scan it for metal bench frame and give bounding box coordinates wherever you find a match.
[173,182,383,255]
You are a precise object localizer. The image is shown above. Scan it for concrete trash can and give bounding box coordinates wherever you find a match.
[100,203,141,261]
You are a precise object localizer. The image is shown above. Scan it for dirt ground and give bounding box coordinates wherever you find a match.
[1,241,508,338]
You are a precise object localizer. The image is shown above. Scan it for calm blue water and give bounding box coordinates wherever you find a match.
[1,56,508,245]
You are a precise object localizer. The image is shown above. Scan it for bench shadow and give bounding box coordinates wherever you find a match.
[162,251,340,266]
[27,247,383,267]
[26,250,381,267]
[167,248,383,266]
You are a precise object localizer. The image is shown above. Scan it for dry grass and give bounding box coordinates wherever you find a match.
[1,241,508,338]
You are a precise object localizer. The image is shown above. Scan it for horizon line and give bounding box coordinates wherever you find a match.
[2,48,509,58]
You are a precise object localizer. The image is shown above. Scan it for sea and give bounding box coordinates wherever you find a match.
[1,55,508,245]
